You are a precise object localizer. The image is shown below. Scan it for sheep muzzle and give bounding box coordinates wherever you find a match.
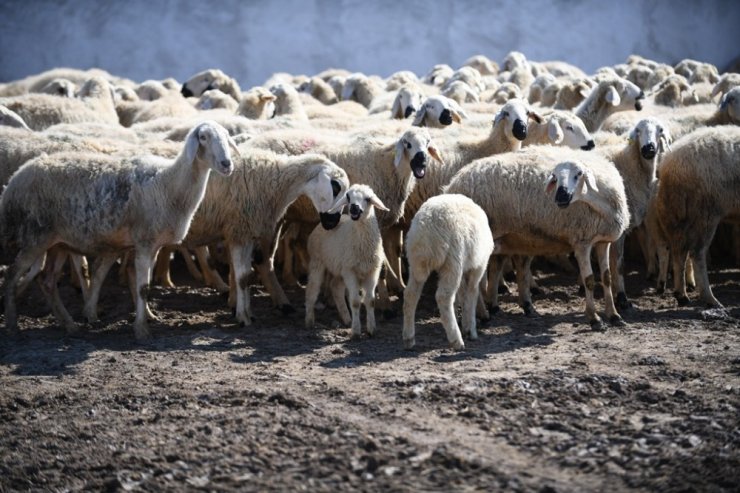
[410,152,427,179]
[320,212,341,230]
[404,106,415,118]
[641,143,657,160]
[181,84,194,98]
[581,140,595,151]
[439,108,453,125]
[349,204,363,220]
[513,119,528,140]
[555,186,573,208]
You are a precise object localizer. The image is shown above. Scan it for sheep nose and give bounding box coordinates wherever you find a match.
[221,159,232,169]
[512,119,528,140]
[410,151,426,167]
[349,204,362,219]
[637,90,645,100]
[641,143,657,159]
[404,106,415,118]
[439,108,453,125]
[181,84,193,98]
[554,186,572,208]
[581,140,595,151]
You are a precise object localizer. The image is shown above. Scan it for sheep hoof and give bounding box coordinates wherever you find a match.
[134,326,152,343]
[590,319,606,332]
[497,284,510,295]
[450,340,465,351]
[530,286,543,296]
[609,315,627,327]
[279,304,295,315]
[656,283,666,295]
[615,292,632,311]
[675,294,690,306]
[366,330,375,338]
[522,302,539,317]
[64,323,81,336]
[687,284,696,293]
[350,331,362,340]
[403,338,416,350]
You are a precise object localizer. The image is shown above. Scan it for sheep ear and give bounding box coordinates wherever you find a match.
[544,173,558,194]
[341,82,355,101]
[710,83,722,99]
[658,128,672,154]
[719,93,729,110]
[605,86,621,106]
[427,143,444,164]
[391,94,403,119]
[412,105,427,126]
[184,126,201,163]
[368,193,389,212]
[328,193,349,213]
[449,100,468,122]
[578,169,599,195]
[493,109,505,127]
[394,139,405,167]
[548,119,564,144]
[527,110,543,124]
[227,134,241,157]
[628,126,638,144]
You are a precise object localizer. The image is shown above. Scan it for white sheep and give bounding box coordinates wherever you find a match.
[390,85,424,119]
[462,55,499,76]
[299,76,339,105]
[0,121,238,341]
[195,89,240,112]
[528,73,557,104]
[422,64,454,86]
[444,146,630,329]
[402,194,494,350]
[135,80,172,101]
[522,110,595,150]
[575,77,645,132]
[711,73,740,100]
[269,83,309,121]
[305,184,388,337]
[37,78,77,98]
[441,80,480,104]
[655,125,740,309]
[180,68,242,102]
[413,95,468,128]
[0,76,118,130]
[487,82,523,104]
[341,73,384,108]
[553,78,594,110]
[237,86,277,119]
[182,149,350,326]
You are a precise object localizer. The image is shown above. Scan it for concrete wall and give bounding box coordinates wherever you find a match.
[1,0,737,87]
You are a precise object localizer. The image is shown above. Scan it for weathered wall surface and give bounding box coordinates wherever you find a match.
[1,0,737,86]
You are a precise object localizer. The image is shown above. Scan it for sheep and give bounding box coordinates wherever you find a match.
[326,75,346,101]
[195,89,240,112]
[237,87,276,119]
[553,78,593,110]
[304,184,388,337]
[487,82,523,104]
[444,67,485,93]
[528,73,557,104]
[651,75,696,107]
[269,83,309,121]
[37,78,76,98]
[711,73,740,100]
[522,110,595,150]
[655,125,740,309]
[0,105,31,130]
[402,194,494,350]
[575,77,645,132]
[0,121,238,341]
[0,76,118,131]
[385,71,419,91]
[445,146,630,329]
[116,93,199,127]
[390,85,424,119]
[341,73,384,108]
[0,67,127,97]
[412,95,468,128]
[298,76,339,105]
[463,55,499,76]
[599,118,672,309]
[180,68,242,102]
[422,64,454,86]
[182,150,350,326]
[135,80,172,101]
[114,85,139,102]
[441,80,479,104]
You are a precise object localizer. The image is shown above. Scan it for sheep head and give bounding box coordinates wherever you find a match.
[545,161,599,209]
[493,98,543,141]
[546,111,594,150]
[328,184,389,221]
[184,120,239,176]
[298,156,350,230]
[391,85,424,119]
[413,95,467,128]
[719,87,740,123]
[628,118,671,162]
[393,128,444,179]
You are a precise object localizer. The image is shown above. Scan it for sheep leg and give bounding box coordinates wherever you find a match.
[362,274,379,337]
[253,233,292,313]
[462,266,486,342]
[656,239,670,294]
[376,264,393,316]
[685,255,696,291]
[573,243,603,330]
[304,264,324,329]
[343,274,363,338]
[194,246,228,292]
[382,226,406,293]
[70,254,91,302]
[39,249,78,334]
[4,246,49,333]
[177,246,204,282]
[436,266,465,350]
[279,222,300,286]
[513,255,537,316]
[691,223,722,308]
[132,247,157,342]
[15,252,47,299]
[330,277,351,326]
[153,245,175,288]
[596,242,623,326]
[230,242,255,327]
[610,235,631,310]
[402,270,427,350]
[486,255,505,314]
[83,253,119,323]
[670,247,690,306]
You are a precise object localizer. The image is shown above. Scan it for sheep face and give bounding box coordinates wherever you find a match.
[185,121,239,176]
[719,87,740,123]
[394,128,444,179]
[503,51,528,72]
[301,159,350,230]
[491,83,523,104]
[549,114,595,150]
[40,78,76,98]
[606,79,645,111]
[329,184,389,221]
[545,161,598,209]
[422,64,453,86]
[391,86,423,119]
[181,69,226,98]
[413,95,467,128]
[629,118,671,161]
[494,99,542,141]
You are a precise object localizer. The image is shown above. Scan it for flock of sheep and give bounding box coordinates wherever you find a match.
[0,51,738,348]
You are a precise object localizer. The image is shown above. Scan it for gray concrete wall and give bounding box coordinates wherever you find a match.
[1,0,737,86]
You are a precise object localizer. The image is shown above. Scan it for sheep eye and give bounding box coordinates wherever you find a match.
[331,180,341,198]
[566,125,574,131]
[405,141,411,149]
[503,111,510,117]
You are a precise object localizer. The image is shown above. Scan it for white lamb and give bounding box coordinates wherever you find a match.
[444,146,630,329]
[402,194,494,351]
[305,184,388,337]
[180,68,242,102]
[413,95,468,128]
[0,121,238,341]
[575,77,645,132]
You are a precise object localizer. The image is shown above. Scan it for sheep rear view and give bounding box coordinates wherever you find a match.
[403,194,494,350]
[1,121,238,341]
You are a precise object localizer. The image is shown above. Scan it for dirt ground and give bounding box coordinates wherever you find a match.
[1,254,738,492]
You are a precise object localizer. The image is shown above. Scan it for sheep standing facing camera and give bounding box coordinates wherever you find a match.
[403,194,494,351]
[305,184,388,338]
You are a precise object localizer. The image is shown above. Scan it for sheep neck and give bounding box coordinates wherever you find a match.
[610,142,656,228]
[576,87,613,132]
[706,108,733,126]
[159,151,213,218]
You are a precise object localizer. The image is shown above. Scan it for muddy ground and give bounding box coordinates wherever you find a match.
[0,255,738,492]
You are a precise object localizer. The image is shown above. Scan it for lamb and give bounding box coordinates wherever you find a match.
[402,194,494,350]
[655,125,740,309]
[0,76,118,131]
[341,73,384,108]
[195,89,240,112]
[0,105,31,129]
[444,147,630,329]
[182,150,350,326]
[441,80,479,104]
[304,184,387,337]
[412,95,468,128]
[522,110,595,150]
[575,77,645,132]
[298,77,339,105]
[180,68,242,102]
[422,64,454,86]
[0,121,238,341]
[390,85,424,119]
